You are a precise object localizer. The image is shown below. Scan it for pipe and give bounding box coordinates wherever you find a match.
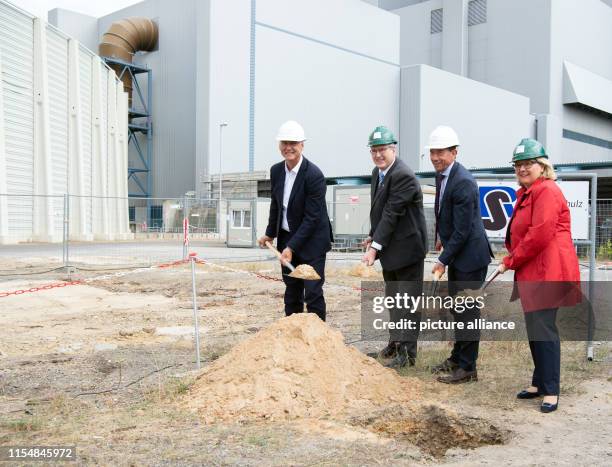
[99,17,158,104]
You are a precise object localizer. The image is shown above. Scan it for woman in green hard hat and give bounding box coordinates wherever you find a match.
[497,138,581,413]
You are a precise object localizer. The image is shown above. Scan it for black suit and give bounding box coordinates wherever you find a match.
[436,161,493,371]
[265,156,333,320]
[369,159,428,353]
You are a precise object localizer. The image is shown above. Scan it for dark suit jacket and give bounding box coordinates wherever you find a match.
[369,158,428,272]
[265,156,333,261]
[437,161,493,272]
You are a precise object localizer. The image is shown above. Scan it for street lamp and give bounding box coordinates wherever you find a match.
[218,122,228,239]
[219,122,228,203]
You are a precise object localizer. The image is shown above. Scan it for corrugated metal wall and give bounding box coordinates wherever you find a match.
[0,0,129,243]
[79,45,94,233]
[46,25,69,233]
[0,2,34,234]
[100,62,109,197]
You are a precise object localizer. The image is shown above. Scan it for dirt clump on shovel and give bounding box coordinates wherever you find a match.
[289,264,320,280]
[187,314,420,422]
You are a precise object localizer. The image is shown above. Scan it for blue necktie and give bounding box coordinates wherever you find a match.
[378,171,385,187]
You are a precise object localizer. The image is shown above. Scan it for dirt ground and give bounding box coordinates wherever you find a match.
[0,259,611,466]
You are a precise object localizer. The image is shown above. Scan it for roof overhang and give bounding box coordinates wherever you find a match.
[563,61,612,117]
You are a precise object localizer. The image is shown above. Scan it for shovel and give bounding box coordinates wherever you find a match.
[480,268,502,292]
[430,269,443,296]
[265,241,321,281]
[430,269,448,342]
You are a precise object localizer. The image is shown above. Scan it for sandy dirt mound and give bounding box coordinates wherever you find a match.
[188,313,420,422]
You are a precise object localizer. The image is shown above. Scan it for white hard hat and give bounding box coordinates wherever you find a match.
[425,125,460,150]
[276,120,306,142]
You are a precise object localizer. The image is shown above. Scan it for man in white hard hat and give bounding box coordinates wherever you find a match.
[362,126,428,368]
[258,121,333,321]
[427,125,493,384]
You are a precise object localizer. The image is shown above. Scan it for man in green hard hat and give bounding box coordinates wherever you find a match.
[362,125,428,368]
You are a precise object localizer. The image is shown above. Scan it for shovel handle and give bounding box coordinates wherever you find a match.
[265,241,295,271]
[481,269,501,291]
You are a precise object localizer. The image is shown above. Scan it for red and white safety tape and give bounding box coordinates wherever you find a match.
[0,257,204,298]
[0,254,381,298]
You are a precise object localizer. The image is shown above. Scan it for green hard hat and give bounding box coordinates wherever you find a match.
[512,138,548,162]
[368,126,397,147]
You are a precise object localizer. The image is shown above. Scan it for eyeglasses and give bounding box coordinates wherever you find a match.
[513,160,537,169]
[370,145,393,156]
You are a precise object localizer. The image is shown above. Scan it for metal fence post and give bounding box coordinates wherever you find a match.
[190,252,201,369]
[62,194,70,269]
[587,174,597,361]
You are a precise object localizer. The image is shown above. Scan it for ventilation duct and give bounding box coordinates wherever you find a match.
[99,17,158,103]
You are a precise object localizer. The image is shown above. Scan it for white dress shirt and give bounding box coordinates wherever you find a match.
[282,156,303,232]
[436,161,455,265]
[438,161,454,210]
[371,159,395,251]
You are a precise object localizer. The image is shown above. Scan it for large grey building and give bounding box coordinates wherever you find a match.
[49,0,611,200]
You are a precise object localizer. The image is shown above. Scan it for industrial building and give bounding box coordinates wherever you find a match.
[1,0,610,242]
[0,0,130,244]
[49,0,611,194]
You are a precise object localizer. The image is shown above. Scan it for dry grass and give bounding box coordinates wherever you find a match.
[396,340,610,410]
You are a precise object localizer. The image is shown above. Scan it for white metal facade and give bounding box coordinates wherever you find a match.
[0,0,130,244]
[394,0,612,167]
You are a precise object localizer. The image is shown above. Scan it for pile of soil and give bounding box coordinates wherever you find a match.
[188,314,420,422]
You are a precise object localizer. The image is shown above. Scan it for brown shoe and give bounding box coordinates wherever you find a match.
[436,367,478,384]
[431,358,459,374]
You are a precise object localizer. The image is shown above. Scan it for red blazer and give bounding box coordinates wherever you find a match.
[503,178,581,312]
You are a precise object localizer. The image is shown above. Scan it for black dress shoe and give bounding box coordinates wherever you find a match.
[517,389,541,399]
[367,342,399,359]
[437,367,478,384]
[540,398,559,413]
[384,343,415,369]
[431,358,459,374]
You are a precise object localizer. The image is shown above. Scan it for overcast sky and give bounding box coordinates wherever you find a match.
[9,0,142,19]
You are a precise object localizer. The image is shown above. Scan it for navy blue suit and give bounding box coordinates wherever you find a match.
[436,161,493,371]
[265,156,333,320]
[437,162,492,272]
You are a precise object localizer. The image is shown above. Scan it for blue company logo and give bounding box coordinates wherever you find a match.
[479,186,517,231]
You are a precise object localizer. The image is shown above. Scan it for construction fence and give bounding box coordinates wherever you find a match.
[0,195,610,270]
[0,195,221,268]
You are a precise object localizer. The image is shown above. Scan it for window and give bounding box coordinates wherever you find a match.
[231,210,252,228]
[468,0,487,26]
[149,205,163,228]
[430,8,443,34]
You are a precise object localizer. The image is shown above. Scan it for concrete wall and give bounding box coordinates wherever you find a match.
[251,0,400,178]
[395,0,612,167]
[400,65,533,171]
[380,0,429,9]
[549,0,612,163]
[204,0,251,190]
[395,0,552,115]
[48,8,98,52]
